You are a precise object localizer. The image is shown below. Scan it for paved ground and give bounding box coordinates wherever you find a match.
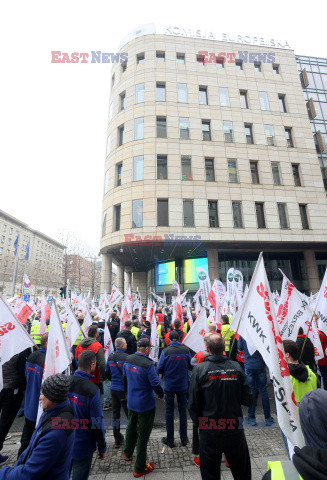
[4,391,286,480]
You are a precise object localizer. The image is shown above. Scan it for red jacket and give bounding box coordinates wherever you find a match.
[75,340,103,384]
[318,330,327,366]
[155,313,165,333]
[164,328,186,346]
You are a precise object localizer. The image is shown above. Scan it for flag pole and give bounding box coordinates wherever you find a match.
[299,312,316,362]
[11,250,19,297]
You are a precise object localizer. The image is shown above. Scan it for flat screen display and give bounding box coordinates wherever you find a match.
[183,257,208,284]
[155,261,175,286]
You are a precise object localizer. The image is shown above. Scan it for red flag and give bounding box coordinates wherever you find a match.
[17,304,33,323]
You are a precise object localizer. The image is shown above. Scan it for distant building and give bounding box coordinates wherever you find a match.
[65,254,101,297]
[0,209,65,298]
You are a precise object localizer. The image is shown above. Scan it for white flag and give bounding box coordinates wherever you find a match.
[226,268,235,298]
[234,254,304,450]
[103,322,114,362]
[66,306,82,349]
[150,313,160,362]
[182,308,208,353]
[314,268,327,336]
[82,307,93,336]
[196,267,211,306]
[0,294,35,391]
[109,284,124,307]
[233,270,243,294]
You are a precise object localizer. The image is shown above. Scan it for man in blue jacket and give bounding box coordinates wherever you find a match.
[68,350,106,480]
[106,337,129,447]
[0,373,75,480]
[18,333,48,457]
[122,338,164,478]
[238,336,274,426]
[157,330,192,448]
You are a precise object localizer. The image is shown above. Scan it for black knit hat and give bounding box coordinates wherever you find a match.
[138,338,151,348]
[41,374,71,404]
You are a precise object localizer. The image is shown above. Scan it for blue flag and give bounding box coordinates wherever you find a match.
[13,235,19,256]
[25,240,30,261]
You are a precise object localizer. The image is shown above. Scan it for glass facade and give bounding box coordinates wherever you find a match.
[296,55,327,191]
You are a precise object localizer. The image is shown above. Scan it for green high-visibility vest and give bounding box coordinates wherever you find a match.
[74,331,83,346]
[291,365,317,404]
[30,323,41,343]
[131,326,140,340]
[221,324,234,352]
[267,460,303,479]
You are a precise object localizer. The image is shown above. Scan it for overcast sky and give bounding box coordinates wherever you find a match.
[1,0,326,256]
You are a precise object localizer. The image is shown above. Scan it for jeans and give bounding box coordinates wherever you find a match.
[103,379,111,405]
[124,408,155,473]
[318,364,327,391]
[245,368,271,419]
[70,454,93,480]
[165,389,188,443]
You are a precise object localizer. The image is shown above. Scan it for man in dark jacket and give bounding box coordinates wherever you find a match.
[137,320,151,340]
[106,337,129,447]
[69,350,106,480]
[107,313,120,346]
[75,325,105,386]
[157,330,192,448]
[188,334,253,480]
[122,338,164,478]
[18,333,48,457]
[0,344,31,466]
[0,373,75,480]
[116,320,137,355]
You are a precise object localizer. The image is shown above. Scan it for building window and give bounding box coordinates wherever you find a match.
[157,199,169,226]
[104,169,109,194]
[205,158,215,181]
[176,53,185,64]
[116,163,122,186]
[240,90,248,108]
[208,201,219,227]
[216,57,224,68]
[271,161,282,185]
[137,53,145,64]
[102,211,107,237]
[250,161,260,184]
[273,64,280,74]
[106,135,111,156]
[255,202,266,228]
[109,103,113,121]
[245,123,254,144]
[132,199,143,228]
[259,91,270,110]
[114,205,121,231]
[235,60,243,70]
[120,91,125,111]
[277,203,289,229]
[285,127,294,147]
[121,61,127,72]
[135,83,145,103]
[299,204,309,229]
[199,86,208,105]
[156,82,166,101]
[179,117,189,139]
[183,200,194,226]
[134,117,144,140]
[220,87,230,107]
[223,121,234,143]
[178,83,188,103]
[228,159,239,183]
[156,51,165,61]
[265,125,275,146]
[292,164,301,186]
[254,62,261,72]
[181,156,192,180]
[157,155,168,179]
[2,225,6,231]
[1,236,4,243]
[202,120,211,141]
[157,117,167,138]
[279,94,287,113]
[232,201,243,228]
[196,54,205,65]
[133,155,143,181]
[118,125,124,146]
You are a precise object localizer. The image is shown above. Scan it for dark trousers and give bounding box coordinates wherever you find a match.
[70,454,93,480]
[192,422,200,455]
[165,389,188,443]
[319,364,327,390]
[18,418,36,458]
[0,387,24,451]
[199,430,251,480]
[111,389,128,439]
[124,408,155,473]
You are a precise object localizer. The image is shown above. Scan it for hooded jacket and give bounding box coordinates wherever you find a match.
[288,362,317,404]
[0,400,75,480]
[157,341,192,392]
[264,448,327,480]
[75,338,105,384]
[68,370,106,460]
[188,354,252,431]
[299,389,327,449]
[116,329,137,355]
